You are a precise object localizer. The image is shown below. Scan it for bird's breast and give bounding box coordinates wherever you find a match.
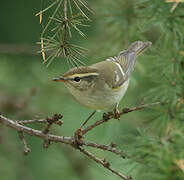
[66,79,129,111]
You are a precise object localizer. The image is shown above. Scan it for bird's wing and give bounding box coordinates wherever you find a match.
[104,52,136,88]
[105,51,137,78]
[105,57,128,88]
[116,51,136,80]
[104,41,151,88]
[115,41,151,80]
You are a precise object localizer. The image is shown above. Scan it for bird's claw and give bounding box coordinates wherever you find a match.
[74,128,83,146]
[113,107,120,120]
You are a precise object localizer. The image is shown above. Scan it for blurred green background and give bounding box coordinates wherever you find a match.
[0,1,155,180]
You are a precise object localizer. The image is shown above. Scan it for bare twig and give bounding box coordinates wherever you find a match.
[18,114,63,125]
[0,43,39,56]
[0,113,131,179]
[82,141,121,155]
[18,131,31,155]
[0,115,73,144]
[0,102,161,179]
[42,123,53,134]
[17,119,54,125]
[82,102,161,135]
[42,114,63,134]
[77,146,132,180]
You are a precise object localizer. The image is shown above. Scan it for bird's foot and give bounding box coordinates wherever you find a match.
[103,112,113,121]
[74,128,83,146]
[113,107,120,120]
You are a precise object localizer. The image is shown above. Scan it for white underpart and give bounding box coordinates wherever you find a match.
[67,78,130,111]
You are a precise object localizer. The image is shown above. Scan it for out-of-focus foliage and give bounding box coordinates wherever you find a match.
[0,0,184,180]
[93,0,184,179]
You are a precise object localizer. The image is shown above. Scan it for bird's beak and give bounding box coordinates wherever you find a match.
[52,77,66,82]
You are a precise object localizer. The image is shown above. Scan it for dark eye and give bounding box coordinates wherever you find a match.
[74,76,81,82]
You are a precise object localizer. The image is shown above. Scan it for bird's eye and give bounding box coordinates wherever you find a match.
[74,76,81,82]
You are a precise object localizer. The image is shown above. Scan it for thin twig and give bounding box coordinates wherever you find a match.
[18,116,63,126]
[17,119,54,125]
[42,114,64,134]
[18,131,31,155]
[82,102,161,135]
[0,115,72,144]
[0,113,132,179]
[1,114,124,156]
[77,146,132,180]
[0,43,39,55]
[0,103,160,179]
[42,123,53,134]
[82,141,122,156]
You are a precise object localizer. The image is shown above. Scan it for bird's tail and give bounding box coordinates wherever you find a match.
[116,41,152,79]
[127,41,152,56]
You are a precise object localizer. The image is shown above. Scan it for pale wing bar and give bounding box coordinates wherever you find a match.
[105,41,151,85]
[117,51,136,80]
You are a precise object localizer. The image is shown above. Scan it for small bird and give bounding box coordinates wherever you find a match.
[53,41,151,125]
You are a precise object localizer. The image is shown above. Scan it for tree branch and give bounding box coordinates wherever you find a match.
[0,113,130,179]
[0,114,72,144]
[82,102,161,135]
[82,141,122,156]
[0,102,161,179]
[0,43,39,56]
[77,146,132,180]
[17,119,62,125]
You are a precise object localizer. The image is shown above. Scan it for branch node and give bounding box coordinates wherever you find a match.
[0,113,132,179]
[73,128,83,147]
[102,158,110,168]
[42,123,52,134]
[110,142,117,148]
[43,113,64,134]
[46,113,63,124]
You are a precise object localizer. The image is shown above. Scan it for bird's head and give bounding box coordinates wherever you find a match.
[52,66,99,92]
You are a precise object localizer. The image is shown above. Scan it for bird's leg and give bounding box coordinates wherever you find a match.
[113,104,120,120]
[74,110,96,143]
[80,110,97,128]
